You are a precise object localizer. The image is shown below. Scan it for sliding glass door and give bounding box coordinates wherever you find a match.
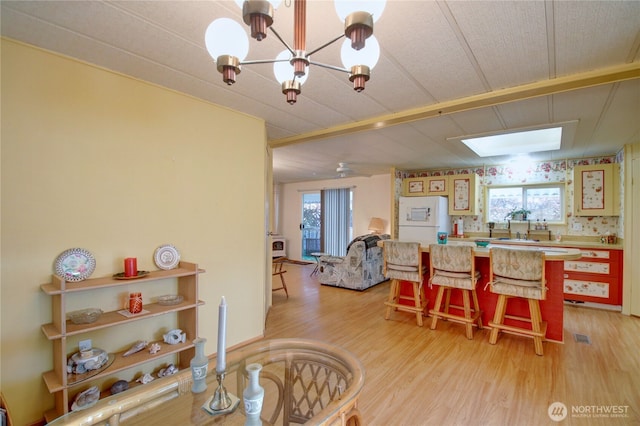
[300,188,353,260]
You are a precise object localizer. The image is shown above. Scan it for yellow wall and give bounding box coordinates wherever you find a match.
[1,39,267,424]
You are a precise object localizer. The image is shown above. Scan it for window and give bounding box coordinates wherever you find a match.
[486,184,565,223]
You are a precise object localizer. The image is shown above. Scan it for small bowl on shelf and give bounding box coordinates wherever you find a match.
[156,294,184,306]
[68,308,103,324]
[475,239,490,248]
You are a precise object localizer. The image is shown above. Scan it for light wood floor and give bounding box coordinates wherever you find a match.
[265,263,640,426]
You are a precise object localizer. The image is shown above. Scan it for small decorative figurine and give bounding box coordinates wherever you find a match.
[136,373,155,384]
[71,386,100,411]
[110,380,129,395]
[148,342,161,354]
[157,363,178,378]
[163,329,186,345]
[123,340,148,357]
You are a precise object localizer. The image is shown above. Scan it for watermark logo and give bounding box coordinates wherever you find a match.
[548,402,630,421]
[548,402,568,422]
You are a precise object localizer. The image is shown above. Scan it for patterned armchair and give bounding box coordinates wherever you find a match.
[317,234,390,290]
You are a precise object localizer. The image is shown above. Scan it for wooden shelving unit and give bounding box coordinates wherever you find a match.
[40,261,204,421]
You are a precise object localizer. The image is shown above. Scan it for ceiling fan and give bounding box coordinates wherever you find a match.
[336,162,352,178]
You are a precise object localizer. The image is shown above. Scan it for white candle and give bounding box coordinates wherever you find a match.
[216,296,227,373]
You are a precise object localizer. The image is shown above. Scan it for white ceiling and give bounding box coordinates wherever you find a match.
[2,0,639,183]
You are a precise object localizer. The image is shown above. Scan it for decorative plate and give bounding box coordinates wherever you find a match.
[113,271,150,280]
[154,244,180,270]
[54,248,96,282]
[67,353,115,387]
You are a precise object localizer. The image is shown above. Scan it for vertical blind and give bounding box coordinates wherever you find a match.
[321,188,351,256]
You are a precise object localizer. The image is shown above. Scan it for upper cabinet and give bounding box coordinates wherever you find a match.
[573,163,620,216]
[402,176,450,197]
[448,173,479,215]
[402,177,428,196]
[424,176,449,196]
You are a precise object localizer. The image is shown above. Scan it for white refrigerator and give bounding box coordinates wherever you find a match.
[398,196,451,245]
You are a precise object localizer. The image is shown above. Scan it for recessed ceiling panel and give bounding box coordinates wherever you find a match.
[447,0,549,89]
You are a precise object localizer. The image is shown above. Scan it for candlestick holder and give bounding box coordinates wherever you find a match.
[203,372,239,416]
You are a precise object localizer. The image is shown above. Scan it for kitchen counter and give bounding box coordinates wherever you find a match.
[422,240,583,260]
[380,240,583,342]
[447,236,623,251]
[447,238,623,309]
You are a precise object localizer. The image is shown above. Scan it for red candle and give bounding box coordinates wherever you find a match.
[124,258,137,277]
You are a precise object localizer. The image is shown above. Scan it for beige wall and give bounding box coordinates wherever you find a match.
[623,143,640,316]
[1,39,267,424]
[279,174,392,260]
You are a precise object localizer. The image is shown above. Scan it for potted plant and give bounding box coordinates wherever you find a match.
[507,208,531,221]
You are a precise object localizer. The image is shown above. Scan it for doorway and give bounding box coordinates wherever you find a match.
[300,188,354,260]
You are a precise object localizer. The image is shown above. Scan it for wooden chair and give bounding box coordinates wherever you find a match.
[486,247,547,355]
[272,257,289,298]
[428,244,482,339]
[383,241,427,326]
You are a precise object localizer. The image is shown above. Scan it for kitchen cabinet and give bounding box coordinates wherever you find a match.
[563,248,622,307]
[448,173,479,215]
[40,261,204,421]
[573,163,620,216]
[425,176,449,196]
[402,177,428,196]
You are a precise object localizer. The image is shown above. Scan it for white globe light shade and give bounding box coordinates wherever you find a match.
[335,0,386,22]
[234,0,282,10]
[273,50,309,85]
[341,35,380,69]
[204,18,249,61]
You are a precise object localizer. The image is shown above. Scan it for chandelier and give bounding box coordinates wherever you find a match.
[205,0,386,104]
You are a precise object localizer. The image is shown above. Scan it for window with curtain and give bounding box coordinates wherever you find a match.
[486,184,565,222]
[321,187,352,256]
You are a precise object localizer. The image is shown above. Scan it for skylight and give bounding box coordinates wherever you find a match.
[461,127,562,157]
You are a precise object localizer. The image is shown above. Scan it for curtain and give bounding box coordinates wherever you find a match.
[321,187,351,256]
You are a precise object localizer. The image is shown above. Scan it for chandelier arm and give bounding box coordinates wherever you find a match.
[269,27,295,56]
[306,34,346,57]
[308,61,350,74]
[240,59,289,65]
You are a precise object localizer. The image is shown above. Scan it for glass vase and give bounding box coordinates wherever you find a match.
[243,363,264,425]
[190,338,208,393]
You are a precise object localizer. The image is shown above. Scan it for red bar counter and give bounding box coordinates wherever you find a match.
[387,242,582,343]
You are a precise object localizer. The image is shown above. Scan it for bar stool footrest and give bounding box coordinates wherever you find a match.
[488,321,547,338]
[429,309,482,324]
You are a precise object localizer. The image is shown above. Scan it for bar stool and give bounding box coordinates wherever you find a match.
[428,244,482,339]
[486,247,547,355]
[383,241,427,326]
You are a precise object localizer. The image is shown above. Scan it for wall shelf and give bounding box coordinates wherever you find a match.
[41,261,204,421]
